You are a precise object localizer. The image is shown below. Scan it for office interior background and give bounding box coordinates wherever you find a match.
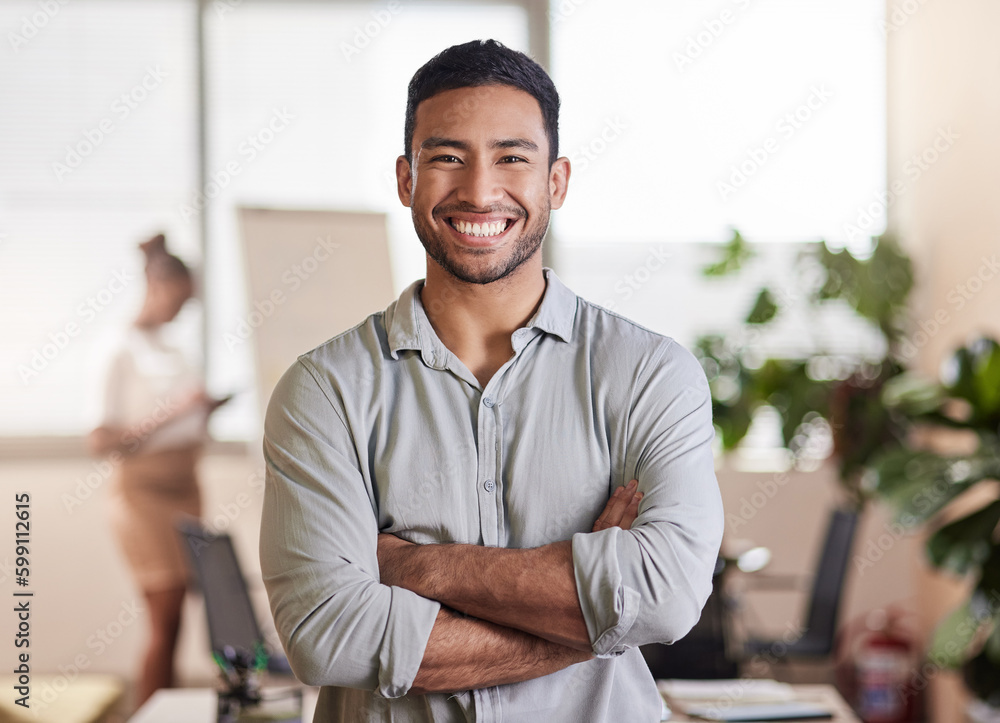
[0,0,998,720]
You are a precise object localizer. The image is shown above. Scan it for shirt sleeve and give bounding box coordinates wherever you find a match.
[259,358,441,696]
[571,340,724,656]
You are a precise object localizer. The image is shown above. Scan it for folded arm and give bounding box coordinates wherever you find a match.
[380,343,724,658]
[380,481,643,651]
[262,360,617,697]
[411,608,591,694]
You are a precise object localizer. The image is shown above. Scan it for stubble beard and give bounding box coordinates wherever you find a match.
[413,203,550,286]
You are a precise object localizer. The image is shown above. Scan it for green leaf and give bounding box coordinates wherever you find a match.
[745,288,778,324]
[928,600,986,668]
[881,372,945,416]
[703,229,753,277]
[971,339,1000,419]
[812,236,914,344]
[868,448,999,525]
[927,500,1000,575]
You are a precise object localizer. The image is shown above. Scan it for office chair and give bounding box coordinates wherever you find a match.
[742,508,859,662]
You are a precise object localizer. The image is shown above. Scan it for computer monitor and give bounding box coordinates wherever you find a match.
[177,518,264,668]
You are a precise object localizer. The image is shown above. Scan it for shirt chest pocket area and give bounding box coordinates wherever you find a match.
[371,429,482,545]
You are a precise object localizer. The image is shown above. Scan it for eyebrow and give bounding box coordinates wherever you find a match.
[420,137,540,153]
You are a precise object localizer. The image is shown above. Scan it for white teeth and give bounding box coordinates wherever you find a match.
[452,219,509,237]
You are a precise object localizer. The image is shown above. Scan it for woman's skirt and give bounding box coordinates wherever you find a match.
[108,446,202,592]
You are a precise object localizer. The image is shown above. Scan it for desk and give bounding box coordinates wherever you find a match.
[129,687,317,722]
[131,683,857,722]
[663,684,860,722]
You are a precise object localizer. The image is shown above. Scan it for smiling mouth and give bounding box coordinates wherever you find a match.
[448,218,513,238]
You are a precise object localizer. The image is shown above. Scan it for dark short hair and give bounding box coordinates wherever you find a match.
[404,39,560,166]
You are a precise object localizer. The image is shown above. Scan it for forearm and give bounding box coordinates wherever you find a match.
[411,607,591,694]
[382,539,591,650]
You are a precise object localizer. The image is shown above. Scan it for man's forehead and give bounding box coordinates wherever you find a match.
[414,84,544,129]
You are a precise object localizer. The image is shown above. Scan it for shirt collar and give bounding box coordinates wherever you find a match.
[386,268,577,360]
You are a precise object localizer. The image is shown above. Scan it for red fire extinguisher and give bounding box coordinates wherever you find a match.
[853,608,918,723]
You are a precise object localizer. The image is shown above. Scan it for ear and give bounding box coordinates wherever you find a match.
[396,156,413,207]
[548,156,571,210]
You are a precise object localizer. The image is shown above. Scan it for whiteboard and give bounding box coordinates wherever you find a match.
[237,206,395,419]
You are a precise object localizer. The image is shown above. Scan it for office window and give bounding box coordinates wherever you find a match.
[0,0,528,439]
[551,0,886,352]
[0,0,198,436]
[552,0,885,246]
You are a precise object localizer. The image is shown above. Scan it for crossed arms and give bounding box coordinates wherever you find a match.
[379,481,643,693]
[260,350,723,698]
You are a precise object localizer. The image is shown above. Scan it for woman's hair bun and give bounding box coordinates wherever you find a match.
[139,233,190,280]
[139,233,169,259]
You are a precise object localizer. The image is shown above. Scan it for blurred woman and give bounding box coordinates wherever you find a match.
[88,234,225,706]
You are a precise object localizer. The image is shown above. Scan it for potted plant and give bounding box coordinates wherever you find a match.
[696,231,915,507]
[868,337,1000,717]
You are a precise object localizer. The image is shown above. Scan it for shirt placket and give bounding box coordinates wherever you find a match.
[475,382,502,548]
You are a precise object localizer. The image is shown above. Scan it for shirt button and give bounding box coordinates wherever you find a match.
[483,396,495,408]
[484,479,496,493]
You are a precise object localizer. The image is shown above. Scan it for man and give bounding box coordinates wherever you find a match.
[261,39,723,721]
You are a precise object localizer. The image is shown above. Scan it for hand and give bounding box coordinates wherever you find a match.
[592,479,642,532]
[377,533,417,588]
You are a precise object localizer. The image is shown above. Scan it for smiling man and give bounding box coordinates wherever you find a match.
[260,40,724,722]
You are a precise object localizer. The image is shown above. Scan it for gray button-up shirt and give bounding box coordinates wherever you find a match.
[261,269,724,722]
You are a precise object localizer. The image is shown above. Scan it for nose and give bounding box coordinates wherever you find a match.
[455,158,504,209]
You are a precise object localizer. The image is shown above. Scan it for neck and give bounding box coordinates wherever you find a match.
[420,258,546,387]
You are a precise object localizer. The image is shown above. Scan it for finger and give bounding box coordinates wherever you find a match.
[619,491,643,530]
[604,479,638,528]
[592,486,623,531]
[593,480,637,531]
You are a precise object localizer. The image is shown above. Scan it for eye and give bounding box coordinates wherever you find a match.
[499,155,528,164]
[430,154,461,163]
